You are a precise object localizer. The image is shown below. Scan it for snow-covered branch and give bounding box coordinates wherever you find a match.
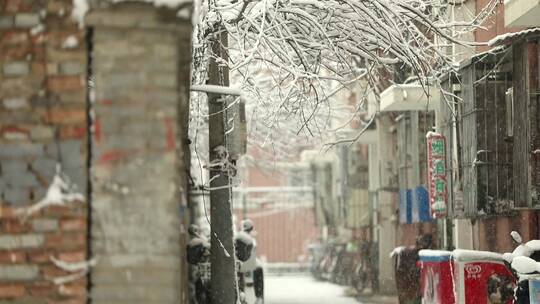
[49,256,98,285]
[191,0,498,151]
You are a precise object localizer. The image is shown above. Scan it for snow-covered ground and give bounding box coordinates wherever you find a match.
[265,274,358,304]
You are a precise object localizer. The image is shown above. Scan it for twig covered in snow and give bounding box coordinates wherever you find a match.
[49,256,97,285]
[50,256,96,273]
[188,0,500,164]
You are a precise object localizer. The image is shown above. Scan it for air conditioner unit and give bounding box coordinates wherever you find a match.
[380,84,440,112]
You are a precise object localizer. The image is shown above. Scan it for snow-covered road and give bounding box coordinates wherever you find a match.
[265,274,358,304]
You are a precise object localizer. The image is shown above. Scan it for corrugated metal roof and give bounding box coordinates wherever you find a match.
[489,28,540,47]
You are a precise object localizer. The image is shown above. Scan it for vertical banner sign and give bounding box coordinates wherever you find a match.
[427,132,447,218]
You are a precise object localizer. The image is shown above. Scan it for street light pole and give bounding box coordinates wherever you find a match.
[207,30,237,304]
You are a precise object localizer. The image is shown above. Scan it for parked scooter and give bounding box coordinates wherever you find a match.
[502,231,540,303]
[186,224,256,304]
[236,219,264,304]
[235,228,254,304]
[186,225,211,304]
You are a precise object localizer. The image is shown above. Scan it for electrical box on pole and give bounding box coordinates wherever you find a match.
[224,96,247,161]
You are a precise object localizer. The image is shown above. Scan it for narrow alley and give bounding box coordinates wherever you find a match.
[265,274,358,304]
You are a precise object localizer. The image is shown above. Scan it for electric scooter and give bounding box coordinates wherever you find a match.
[502,231,540,303]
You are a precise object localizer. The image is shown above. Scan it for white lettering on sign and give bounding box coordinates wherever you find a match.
[465,264,482,279]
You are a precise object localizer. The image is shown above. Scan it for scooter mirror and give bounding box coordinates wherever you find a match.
[511,231,523,244]
[511,256,540,274]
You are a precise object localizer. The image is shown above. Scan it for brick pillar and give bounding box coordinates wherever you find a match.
[86,4,191,303]
[1,0,89,302]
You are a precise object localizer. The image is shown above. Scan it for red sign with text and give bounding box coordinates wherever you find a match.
[427,132,447,218]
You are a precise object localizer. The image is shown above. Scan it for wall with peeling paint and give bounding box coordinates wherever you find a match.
[88,5,192,304]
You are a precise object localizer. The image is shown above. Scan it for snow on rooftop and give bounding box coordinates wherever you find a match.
[488,28,540,47]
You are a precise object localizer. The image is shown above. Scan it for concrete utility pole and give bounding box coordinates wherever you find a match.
[208,30,237,304]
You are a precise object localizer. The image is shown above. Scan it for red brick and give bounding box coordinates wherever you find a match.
[1,125,29,135]
[5,0,34,12]
[46,76,84,93]
[53,298,87,304]
[0,284,25,298]
[31,62,46,76]
[41,205,73,217]
[0,45,33,60]
[0,251,26,263]
[31,32,48,45]
[1,31,29,46]
[59,125,87,140]
[60,219,86,232]
[0,218,30,233]
[57,251,85,263]
[46,0,71,14]
[41,205,86,218]
[44,108,86,125]
[28,282,56,297]
[58,283,86,297]
[44,233,86,250]
[0,207,17,219]
[32,46,46,61]
[42,265,71,278]
[27,249,55,264]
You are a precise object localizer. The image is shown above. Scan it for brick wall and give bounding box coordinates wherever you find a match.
[0,0,89,303]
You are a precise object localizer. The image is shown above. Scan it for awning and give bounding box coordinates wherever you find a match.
[489,28,540,47]
[380,84,440,112]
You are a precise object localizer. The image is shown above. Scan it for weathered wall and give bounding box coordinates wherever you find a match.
[1,1,192,303]
[472,211,539,253]
[0,0,89,302]
[87,5,191,304]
